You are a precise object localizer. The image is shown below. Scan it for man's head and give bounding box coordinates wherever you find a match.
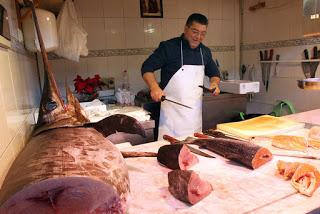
[184,13,208,49]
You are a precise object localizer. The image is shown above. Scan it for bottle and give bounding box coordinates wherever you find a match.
[122,70,130,91]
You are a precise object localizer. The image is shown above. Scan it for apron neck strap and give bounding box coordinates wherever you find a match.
[180,40,204,67]
[180,41,184,67]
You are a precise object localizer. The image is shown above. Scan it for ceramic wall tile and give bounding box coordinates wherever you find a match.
[103,0,124,17]
[0,50,16,112]
[222,0,235,20]
[143,18,162,48]
[127,55,148,94]
[163,0,179,18]
[83,18,106,50]
[9,53,26,112]
[288,5,303,39]
[221,20,234,45]
[266,10,290,42]
[23,57,40,108]
[76,0,103,18]
[0,50,18,143]
[66,58,88,84]
[208,0,222,20]
[123,0,140,18]
[192,0,209,17]
[105,18,125,49]
[107,56,128,89]
[207,19,222,46]
[161,18,182,41]
[124,18,144,48]
[177,0,194,19]
[50,59,67,84]
[87,57,108,78]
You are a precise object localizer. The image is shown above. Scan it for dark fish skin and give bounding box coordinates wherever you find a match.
[87,114,146,138]
[191,138,272,169]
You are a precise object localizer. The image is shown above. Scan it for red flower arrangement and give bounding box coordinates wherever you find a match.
[74,74,105,100]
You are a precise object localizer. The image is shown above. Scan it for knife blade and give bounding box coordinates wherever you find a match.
[161,96,192,109]
[266,49,273,92]
[162,134,215,158]
[304,49,309,59]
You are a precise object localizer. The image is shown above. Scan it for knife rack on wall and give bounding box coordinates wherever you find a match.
[259,58,320,90]
[260,59,320,77]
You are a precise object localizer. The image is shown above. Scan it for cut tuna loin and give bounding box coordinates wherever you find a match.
[157,144,199,170]
[168,170,213,205]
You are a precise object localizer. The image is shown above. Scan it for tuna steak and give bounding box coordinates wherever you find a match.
[157,144,199,170]
[168,170,213,205]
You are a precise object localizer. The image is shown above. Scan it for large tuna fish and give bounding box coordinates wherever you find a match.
[0,1,145,213]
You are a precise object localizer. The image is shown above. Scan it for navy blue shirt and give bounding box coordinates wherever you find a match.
[141,35,220,89]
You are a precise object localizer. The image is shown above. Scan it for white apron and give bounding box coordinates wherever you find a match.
[158,41,204,140]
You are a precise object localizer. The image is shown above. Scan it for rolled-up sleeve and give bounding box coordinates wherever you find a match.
[141,42,167,76]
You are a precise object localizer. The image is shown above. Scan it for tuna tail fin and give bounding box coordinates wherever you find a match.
[87,114,146,138]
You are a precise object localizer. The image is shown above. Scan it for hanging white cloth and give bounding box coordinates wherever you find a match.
[54,0,88,61]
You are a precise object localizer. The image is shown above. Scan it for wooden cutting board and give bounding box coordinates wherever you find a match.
[217,115,305,140]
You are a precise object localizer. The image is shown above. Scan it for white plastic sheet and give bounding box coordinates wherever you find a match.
[54,0,88,61]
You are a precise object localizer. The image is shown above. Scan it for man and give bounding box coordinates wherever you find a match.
[141,13,221,140]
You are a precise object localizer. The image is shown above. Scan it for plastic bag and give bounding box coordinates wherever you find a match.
[54,0,88,61]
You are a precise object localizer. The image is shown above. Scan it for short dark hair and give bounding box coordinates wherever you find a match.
[186,13,208,27]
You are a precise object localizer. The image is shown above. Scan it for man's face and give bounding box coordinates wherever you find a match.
[183,21,207,49]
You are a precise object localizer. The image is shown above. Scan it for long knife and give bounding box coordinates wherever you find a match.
[161,96,192,109]
[162,135,215,158]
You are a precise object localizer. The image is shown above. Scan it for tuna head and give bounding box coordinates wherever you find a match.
[33,73,89,136]
[24,0,89,136]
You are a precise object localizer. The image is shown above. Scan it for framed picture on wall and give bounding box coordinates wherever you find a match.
[140,0,163,18]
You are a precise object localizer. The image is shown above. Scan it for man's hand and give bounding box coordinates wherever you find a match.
[209,82,220,95]
[150,85,165,102]
[142,72,165,102]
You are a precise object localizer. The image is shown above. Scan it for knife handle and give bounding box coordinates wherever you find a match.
[259,51,263,61]
[199,85,216,93]
[304,49,309,60]
[269,49,274,61]
[313,46,318,59]
[163,134,180,144]
[264,50,268,60]
[194,132,210,139]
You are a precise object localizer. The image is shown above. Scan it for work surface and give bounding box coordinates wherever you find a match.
[119,110,320,214]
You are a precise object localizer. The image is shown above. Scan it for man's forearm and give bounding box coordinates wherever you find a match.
[143,72,160,90]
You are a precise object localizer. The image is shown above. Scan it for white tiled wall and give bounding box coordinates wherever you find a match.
[242,0,320,113]
[50,0,237,95]
[0,0,40,187]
